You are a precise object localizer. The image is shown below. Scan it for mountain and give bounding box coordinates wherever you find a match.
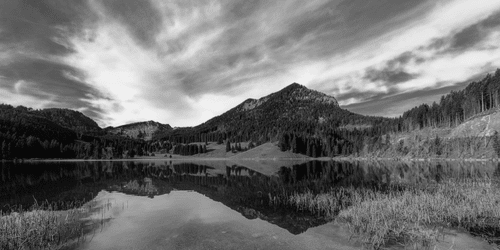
[204,82,341,126]
[0,105,102,135]
[0,104,148,160]
[160,82,391,144]
[0,104,78,143]
[37,108,102,135]
[106,120,172,141]
[3,68,500,160]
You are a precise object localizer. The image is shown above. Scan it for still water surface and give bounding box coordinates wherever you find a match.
[1,160,498,249]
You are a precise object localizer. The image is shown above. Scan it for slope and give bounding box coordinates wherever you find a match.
[0,104,77,143]
[38,108,102,135]
[106,120,172,141]
[230,142,309,160]
[161,83,389,144]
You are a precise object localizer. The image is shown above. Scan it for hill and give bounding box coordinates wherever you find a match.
[450,109,500,138]
[37,108,102,135]
[3,68,500,160]
[0,105,78,143]
[154,69,500,159]
[229,142,309,160]
[365,69,500,159]
[106,120,172,141]
[195,82,349,137]
[0,104,145,160]
[160,83,394,144]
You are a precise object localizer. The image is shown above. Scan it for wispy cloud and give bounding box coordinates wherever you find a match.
[312,0,500,113]
[1,0,500,126]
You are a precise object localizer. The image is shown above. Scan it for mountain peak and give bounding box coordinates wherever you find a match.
[277,82,338,106]
[289,82,304,87]
[284,82,307,91]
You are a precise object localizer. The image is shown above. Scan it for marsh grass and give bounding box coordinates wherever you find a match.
[0,200,97,250]
[269,187,357,217]
[344,179,500,248]
[269,179,500,249]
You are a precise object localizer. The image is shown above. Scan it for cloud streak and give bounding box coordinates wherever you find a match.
[1,0,500,126]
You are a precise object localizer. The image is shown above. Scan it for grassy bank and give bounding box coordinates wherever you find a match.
[269,179,500,249]
[0,201,90,250]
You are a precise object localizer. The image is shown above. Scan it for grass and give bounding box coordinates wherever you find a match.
[269,179,500,249]
[0,200,91,250]
[339,179,500,248]
[268,187,356,217]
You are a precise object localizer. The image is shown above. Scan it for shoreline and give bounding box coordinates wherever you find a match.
[2,156,500,162]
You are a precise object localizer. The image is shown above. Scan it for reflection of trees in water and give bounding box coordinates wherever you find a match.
[1,160,497,232]
[494,163,500,178]
[494,163,500,187]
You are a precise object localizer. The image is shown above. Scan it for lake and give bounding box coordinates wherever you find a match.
[1,159,499,249]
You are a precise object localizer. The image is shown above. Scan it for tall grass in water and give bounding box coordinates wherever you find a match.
[338,179,500,249]
[269,187,359,217]
[269,179,500,249]
[0,201,90,250]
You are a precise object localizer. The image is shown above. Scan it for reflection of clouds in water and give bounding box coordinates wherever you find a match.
[83,189,360,250]
[83,190,263,250]
[2,160,498,249]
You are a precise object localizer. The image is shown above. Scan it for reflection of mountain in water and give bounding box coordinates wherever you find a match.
[1,160,498,234]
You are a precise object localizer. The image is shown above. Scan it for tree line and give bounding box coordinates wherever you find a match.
[401,69,500,130]
[0,105,148,160]
[2,69,500,159]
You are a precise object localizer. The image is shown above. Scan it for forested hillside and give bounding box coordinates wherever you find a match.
[152,82,402,157]
[0,105,146,159]
[278,69,500,158]
[402,69,500,130]
[154,69,500,159]
[156,83,398,147]
[37,108,103,136]
[2,69,500,160]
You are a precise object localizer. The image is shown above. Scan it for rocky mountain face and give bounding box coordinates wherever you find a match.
[106,121,172,141]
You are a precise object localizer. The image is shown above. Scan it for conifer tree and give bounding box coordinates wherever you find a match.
[0,141,4,159]
[493,131,500,157]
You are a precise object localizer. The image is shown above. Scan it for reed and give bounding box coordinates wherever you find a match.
[269,187,357,217]
[339,179,500,248]
[269,179,500,248]
[0,201,90,250]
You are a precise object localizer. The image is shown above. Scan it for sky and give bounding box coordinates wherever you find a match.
[1,0,500,127]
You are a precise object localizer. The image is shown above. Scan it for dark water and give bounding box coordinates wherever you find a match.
[1,160,499,249]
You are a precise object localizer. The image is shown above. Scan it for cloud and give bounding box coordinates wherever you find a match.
[2,0,500,128]
[448,11,500,52]
[342,72,489,118]
[313,0,500,114]
[0,0,105,119]
[0,57,108,119]
[97,0,164,48]
[0,0,94,55]
[366,70,417,85]
[0,58,97,99]
[363,52,421,85]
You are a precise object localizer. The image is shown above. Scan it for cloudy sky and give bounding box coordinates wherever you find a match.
[1,0,500,127]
